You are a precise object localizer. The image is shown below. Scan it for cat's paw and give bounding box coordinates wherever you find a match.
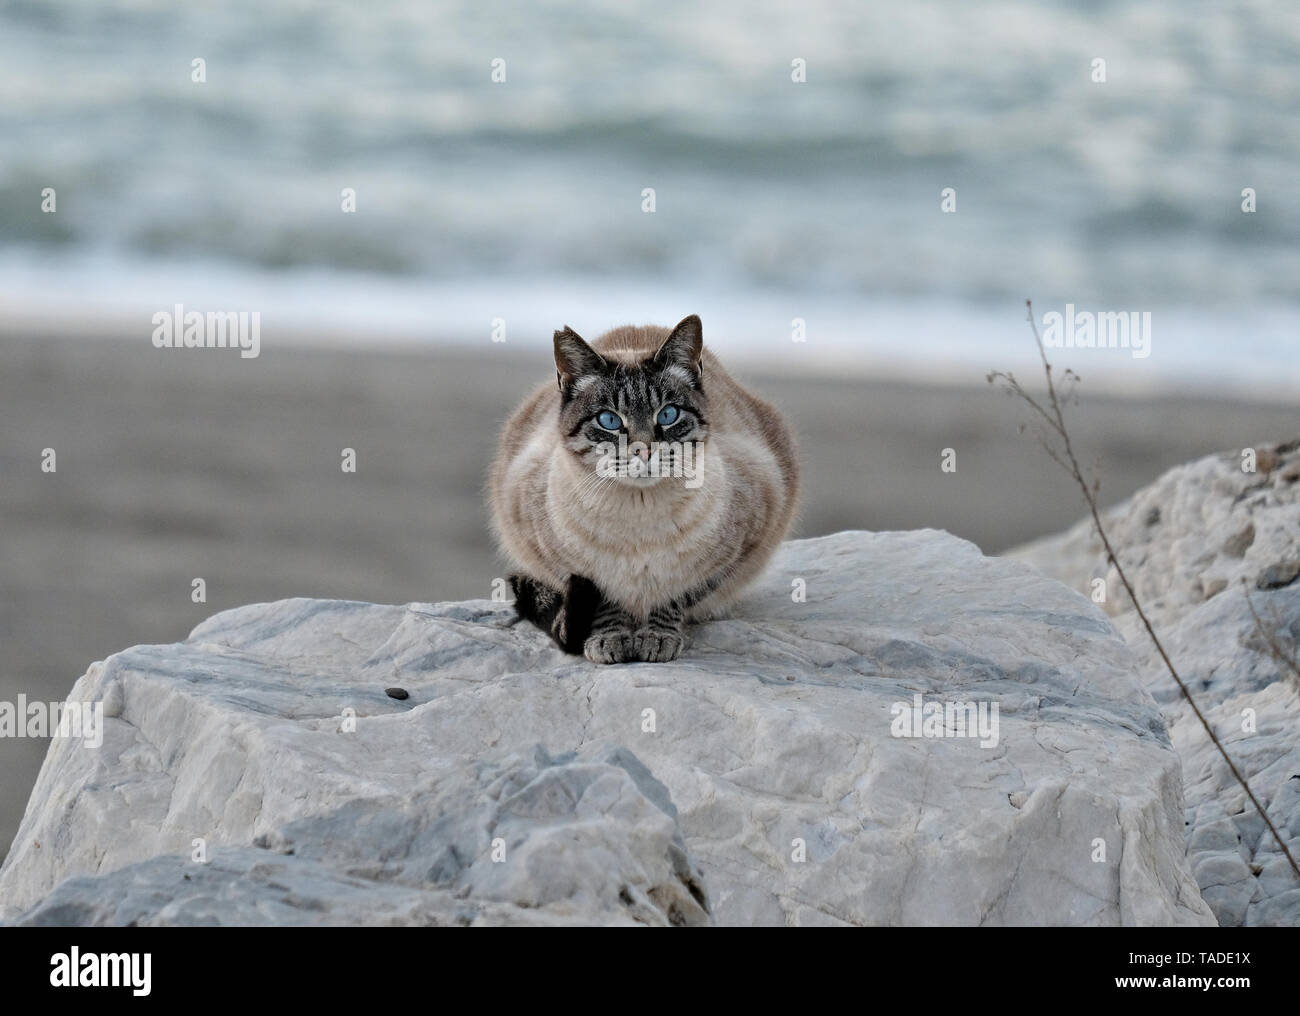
[632,628,685,663]
[584,630,635,664]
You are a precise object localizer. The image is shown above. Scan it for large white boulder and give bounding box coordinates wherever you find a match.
[11,746,705,927]
[1008,439,1300,926]
[0,530,1213,926]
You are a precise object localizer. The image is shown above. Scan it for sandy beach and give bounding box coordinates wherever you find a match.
[1,330,1296,858]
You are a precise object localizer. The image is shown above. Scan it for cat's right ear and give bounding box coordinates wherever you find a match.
[554,326,606,392]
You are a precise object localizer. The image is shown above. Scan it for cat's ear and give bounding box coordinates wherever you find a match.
[554,326,606,391]
[653,314,704,379]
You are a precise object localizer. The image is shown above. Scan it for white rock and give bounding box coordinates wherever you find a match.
[12,748,704,927]
[0,530,1213,926]
[14,849,612,927]
[1008,440,1300,926]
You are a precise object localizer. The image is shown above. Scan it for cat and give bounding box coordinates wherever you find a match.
[488,314,799,663]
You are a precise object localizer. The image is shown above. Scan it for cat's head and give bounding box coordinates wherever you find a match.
[554,314,709,488]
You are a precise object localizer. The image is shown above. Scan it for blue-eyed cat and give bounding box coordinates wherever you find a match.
[489,315,799,663]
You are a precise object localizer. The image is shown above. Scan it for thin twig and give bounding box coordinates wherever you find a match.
[990,299,1300,883]
[1243,580,1300,688]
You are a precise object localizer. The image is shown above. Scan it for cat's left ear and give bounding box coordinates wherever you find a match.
[653,314,704,380]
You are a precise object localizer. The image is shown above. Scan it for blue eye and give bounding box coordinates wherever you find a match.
[656,405,680,427]
[596,410,623,431]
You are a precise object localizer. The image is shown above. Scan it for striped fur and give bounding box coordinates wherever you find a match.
[489,315,800,663]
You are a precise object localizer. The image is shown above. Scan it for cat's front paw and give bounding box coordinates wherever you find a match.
[584,629,635,664]
[632,627,685,663]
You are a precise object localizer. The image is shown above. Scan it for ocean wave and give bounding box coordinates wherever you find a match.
[0,0,1297,371]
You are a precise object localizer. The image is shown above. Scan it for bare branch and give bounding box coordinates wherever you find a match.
[989,298,1300,883]
[1243,579,1300,689]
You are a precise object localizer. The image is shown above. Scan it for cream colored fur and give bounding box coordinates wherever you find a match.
[489,324,800,621]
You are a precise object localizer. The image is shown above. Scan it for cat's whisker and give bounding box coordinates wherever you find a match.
[578,469,618,503]
[571,470,600,501]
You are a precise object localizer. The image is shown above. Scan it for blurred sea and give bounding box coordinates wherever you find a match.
[1,0,1297,389]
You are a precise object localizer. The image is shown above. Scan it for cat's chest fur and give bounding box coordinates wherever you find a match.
[547,445,728,617]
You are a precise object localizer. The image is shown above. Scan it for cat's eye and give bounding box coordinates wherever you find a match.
[656,405,680,427]
[595,410,623,431]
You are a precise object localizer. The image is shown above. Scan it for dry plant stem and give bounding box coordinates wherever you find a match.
[1243,582,1300,685]
[992,299,1300,883]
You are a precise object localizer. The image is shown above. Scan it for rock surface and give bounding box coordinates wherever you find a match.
[13,748,702,927]
[1,530,1214,926]
[1009,439,1300,927]
[15,848,597,927]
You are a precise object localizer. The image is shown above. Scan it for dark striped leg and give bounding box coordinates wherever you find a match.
[633,601,686,663]
[582,586,638,664]
[509,573,601,655]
